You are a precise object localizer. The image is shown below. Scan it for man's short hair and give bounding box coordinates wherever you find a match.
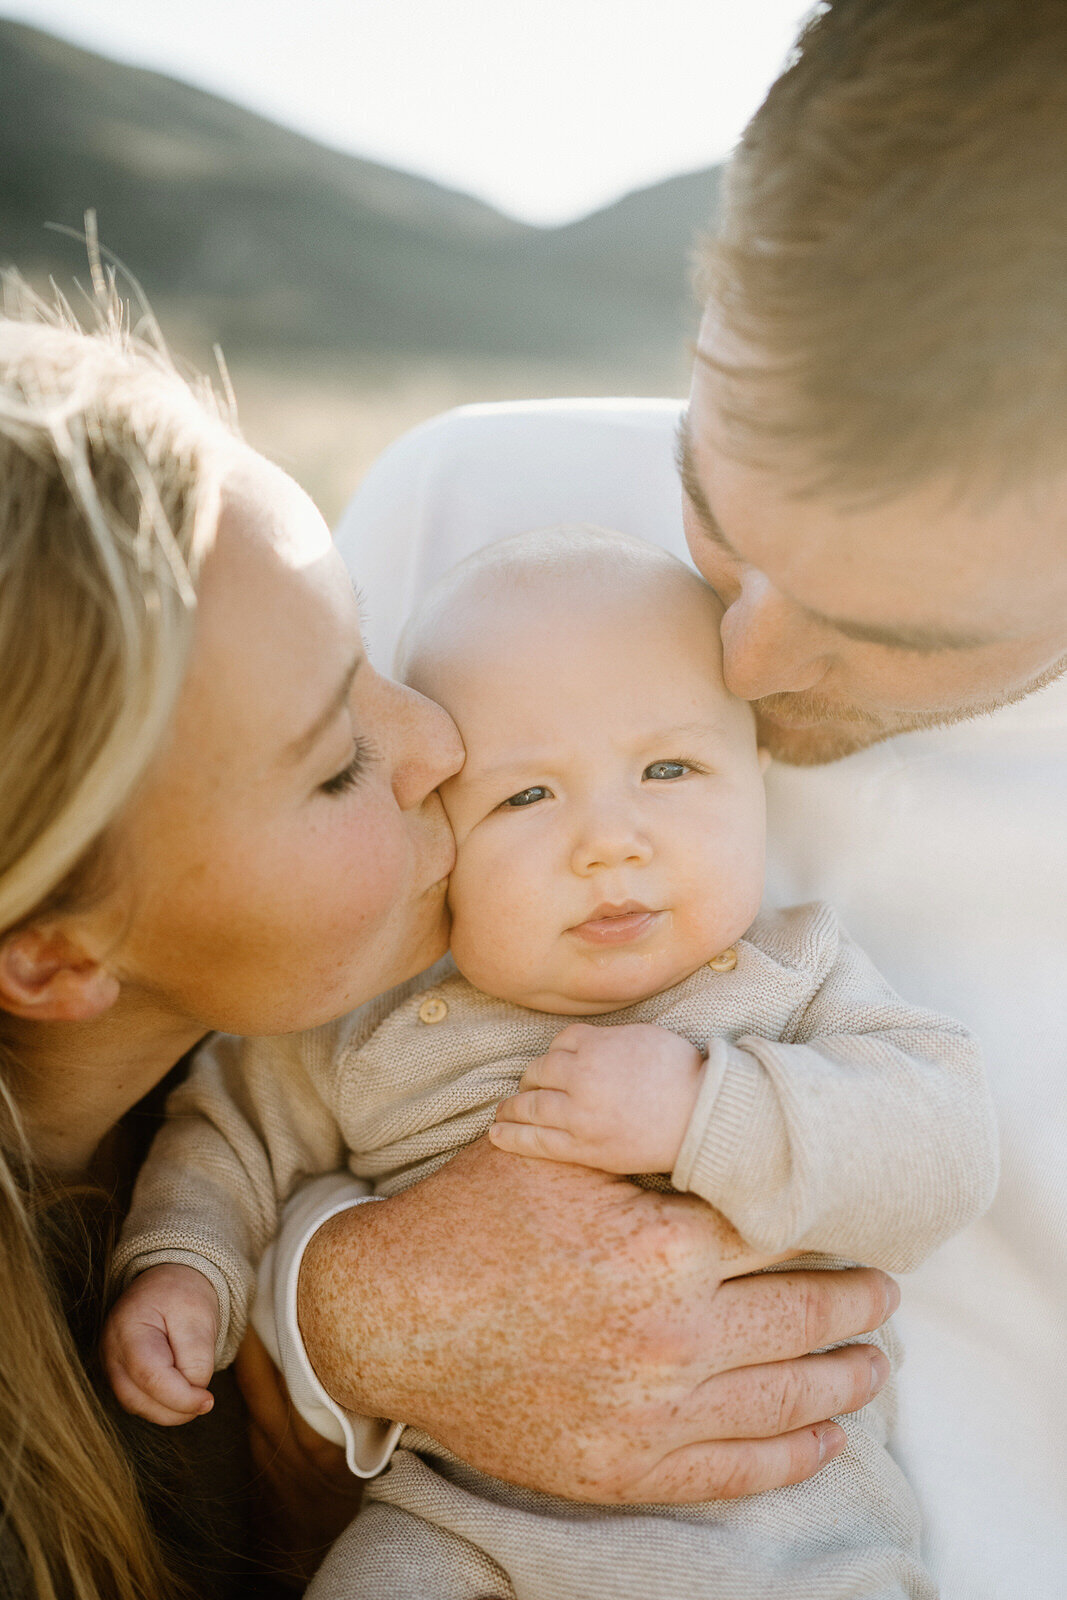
[701,0,1067,503]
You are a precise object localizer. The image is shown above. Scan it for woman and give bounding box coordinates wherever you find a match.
[0,278,461,1597]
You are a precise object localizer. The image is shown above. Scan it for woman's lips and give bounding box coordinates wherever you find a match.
[570,905,661,945]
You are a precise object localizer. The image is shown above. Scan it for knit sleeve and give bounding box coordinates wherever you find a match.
[111,1028,348,1367]
[672,915,998,1270]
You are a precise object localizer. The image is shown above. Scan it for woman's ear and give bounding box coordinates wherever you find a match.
[0,923,120,1022]
[757,747,773,773]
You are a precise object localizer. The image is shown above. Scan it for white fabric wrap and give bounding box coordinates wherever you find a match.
[250,1174,404,1478]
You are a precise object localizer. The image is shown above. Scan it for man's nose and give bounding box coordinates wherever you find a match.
[571,808,653,876]
[719,570,831,701]
[387,679,465,810]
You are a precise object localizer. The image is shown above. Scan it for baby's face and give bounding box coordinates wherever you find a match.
[416,565,765,1014]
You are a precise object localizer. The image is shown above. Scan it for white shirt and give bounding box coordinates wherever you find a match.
[277,398,1066,1598]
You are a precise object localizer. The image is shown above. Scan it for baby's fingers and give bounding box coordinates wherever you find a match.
[104,1322,214,1426]
[489,1089,582,1161]
[489,1117,582,1162]
[517,1049,582,1093]
[166,1299,217,1392]
[496,1086,576,1130]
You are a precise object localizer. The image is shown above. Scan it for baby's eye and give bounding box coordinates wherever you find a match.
[502,785,553,808]
[643,760,692,781]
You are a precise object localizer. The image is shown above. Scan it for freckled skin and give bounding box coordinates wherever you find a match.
[300,1140,892,1503]
[109,449,462,1039]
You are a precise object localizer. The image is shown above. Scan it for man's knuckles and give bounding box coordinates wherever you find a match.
[801,1266,890,1349]
[619,1199,715,1283]
[771,1359,822,1436]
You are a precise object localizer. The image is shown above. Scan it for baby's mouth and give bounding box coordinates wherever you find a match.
[569,902,661,946]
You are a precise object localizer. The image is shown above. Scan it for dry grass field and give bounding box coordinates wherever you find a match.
[228,352,691,526]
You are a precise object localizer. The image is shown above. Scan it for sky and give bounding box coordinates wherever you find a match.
[4,0,813,224]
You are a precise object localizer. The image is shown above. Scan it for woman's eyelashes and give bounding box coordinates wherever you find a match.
[320,735,377,797]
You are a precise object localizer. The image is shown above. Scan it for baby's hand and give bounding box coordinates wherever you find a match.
[490,1021,704,1174]
[102,1263,220,1426]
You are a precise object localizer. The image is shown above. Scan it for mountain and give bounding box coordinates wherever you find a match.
[0,18,720,363]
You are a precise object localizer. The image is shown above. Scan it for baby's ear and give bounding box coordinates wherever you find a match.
[757,748,772,773]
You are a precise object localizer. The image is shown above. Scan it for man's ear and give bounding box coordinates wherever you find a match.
[0,923,120,1022]
[757,748,773,773]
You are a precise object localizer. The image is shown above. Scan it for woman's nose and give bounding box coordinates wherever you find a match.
[719,570,831,701]
[571,811,653,876]
[386,679,464,810]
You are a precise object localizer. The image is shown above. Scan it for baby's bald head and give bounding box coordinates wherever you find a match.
[398,524,730,704]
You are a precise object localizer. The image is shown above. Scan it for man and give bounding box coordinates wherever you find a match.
[266,3,1066,1594]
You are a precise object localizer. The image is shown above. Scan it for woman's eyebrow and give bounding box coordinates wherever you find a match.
[282,653,362,766]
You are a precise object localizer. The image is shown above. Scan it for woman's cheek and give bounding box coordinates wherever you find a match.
[313,795,412,934]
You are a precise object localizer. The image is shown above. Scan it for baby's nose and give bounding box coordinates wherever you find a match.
[571,819,653,875]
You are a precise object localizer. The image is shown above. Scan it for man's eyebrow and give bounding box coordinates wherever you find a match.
[819,615,999,651]
[282,653,362,766]
[675,414,739,558]
[675,414,997,653]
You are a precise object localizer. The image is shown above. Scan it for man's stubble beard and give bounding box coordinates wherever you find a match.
[756,653,1067,766]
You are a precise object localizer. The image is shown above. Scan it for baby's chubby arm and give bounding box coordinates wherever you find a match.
[102,1263,220,1426]
[109,1027,350,1381]
[490,1021,704,1174]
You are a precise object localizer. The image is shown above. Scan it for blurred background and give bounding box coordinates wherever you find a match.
[0,2,809,521]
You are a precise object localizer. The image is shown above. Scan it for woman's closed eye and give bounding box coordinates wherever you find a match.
[320,736,377,797]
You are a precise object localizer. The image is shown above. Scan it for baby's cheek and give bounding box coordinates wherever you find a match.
[448,874,510,978]
[447,870,550,999]
[450,922,531,1000]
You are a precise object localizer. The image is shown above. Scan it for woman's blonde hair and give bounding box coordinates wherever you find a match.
[0,268,234,1598]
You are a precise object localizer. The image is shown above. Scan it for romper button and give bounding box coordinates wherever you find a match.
[418,996,449,1024]
[707,946,738,972]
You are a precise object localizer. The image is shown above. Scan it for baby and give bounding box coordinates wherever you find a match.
[106,527,997,1600]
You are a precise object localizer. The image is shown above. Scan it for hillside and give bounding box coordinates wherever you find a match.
[0,18,720,363]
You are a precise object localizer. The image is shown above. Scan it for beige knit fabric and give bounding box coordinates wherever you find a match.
[116,902,995,1600]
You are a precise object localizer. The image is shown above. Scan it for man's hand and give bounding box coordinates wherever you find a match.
[298,1139,895,1504]
[491,1021,704,1173]
[102,1262,219,1426]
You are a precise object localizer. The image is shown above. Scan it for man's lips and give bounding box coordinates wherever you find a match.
[569,902,662,946]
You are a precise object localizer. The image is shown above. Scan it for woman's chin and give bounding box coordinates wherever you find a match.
[400,895,453,982]
[313,899,453,1027]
